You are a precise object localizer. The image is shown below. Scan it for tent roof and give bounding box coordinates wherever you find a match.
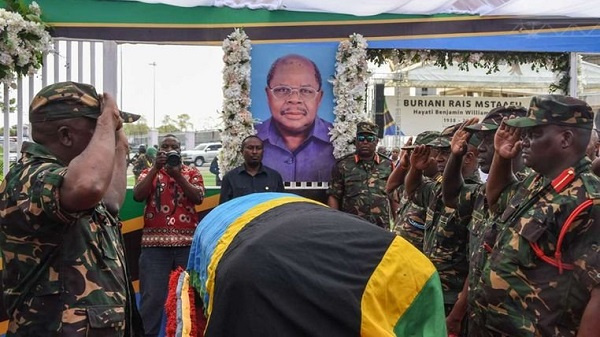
[370,61,600,90]
[14,0,600,52]
[125,0,600,18]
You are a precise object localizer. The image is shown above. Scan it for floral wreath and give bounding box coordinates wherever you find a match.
[0,1,52,86]
[218,28,254,176]
[329,33,369,159]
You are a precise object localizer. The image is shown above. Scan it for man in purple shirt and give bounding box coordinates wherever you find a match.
[256,54,336,182]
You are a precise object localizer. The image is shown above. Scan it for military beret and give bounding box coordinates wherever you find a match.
[401,131,440,150]
[504,95,593,129]
[29,81,140,123]
[356,121,379,136]
[466,106,528,132]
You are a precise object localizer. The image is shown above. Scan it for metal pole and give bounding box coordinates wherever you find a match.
[149,62,157,129]
[4,83,10,177]
[569,52,578,97]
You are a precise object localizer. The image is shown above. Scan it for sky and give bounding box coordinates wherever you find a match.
[119,44,225,130]
[1,43,225,134]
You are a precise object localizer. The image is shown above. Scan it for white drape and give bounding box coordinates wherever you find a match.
[121,0,600,17]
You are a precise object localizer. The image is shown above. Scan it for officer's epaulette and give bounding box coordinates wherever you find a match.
[551,167,575,193]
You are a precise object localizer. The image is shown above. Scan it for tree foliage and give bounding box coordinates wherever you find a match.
[176,114,193,131]
[123,116,150,136]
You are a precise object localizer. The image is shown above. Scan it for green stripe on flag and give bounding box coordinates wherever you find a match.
[394,272,447,337]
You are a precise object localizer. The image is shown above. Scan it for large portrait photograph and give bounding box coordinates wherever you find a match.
[251,44,337,182]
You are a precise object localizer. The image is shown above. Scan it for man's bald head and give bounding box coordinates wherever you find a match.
[267,54,322,90]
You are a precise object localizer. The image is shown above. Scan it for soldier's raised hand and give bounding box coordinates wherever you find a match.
[495,117,522,159]
[409,145,432,171]
[398,136,413,168]
[450,118,479,156]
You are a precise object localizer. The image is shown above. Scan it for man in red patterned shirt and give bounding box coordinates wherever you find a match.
[133,134,205,337]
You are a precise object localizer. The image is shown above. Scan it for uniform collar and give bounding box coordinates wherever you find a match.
[354,153,380,164]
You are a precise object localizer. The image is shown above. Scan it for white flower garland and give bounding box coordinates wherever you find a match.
[330,33,369,159]
[218,28,255,177]
[0,2,52,86]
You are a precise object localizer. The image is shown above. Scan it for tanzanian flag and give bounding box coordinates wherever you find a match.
[179,193,446,336]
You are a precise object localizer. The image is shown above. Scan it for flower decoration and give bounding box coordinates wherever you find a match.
[0,1,52,86]
[330,33,369,159]
[367,49,570,94]
[218,28,254,176]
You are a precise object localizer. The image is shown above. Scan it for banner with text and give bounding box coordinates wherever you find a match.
[395,96,532,135]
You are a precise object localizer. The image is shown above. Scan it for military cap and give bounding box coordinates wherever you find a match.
[466,106,528,132]
[504,95,593,129]
[29,81,141,123]
[356,121,379,136]
[427,123,461,148]
[402,131,440,150]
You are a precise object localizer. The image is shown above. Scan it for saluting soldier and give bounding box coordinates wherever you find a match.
[476,95,600,336]
[327,121,394,229]
[386,131,440,250]
[404,123,481,319]
[440,107,527,335]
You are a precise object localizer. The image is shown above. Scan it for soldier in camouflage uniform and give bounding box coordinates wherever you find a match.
[405,123,481,318]
[439,107,528,335]
[474,95,600,336]
[386,131,440,250]
[0,81,143,336]
[327,121,394,228]
[131,144,150,181]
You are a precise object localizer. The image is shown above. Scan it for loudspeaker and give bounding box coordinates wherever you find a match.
[375,113,384,139]
[374,84,385,113]
[374,84,385,138]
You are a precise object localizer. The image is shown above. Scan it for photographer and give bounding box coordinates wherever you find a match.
[133,134,205,337]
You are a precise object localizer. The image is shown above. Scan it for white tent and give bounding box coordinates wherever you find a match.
[370,60,600,90]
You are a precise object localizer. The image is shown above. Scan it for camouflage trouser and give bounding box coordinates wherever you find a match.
[8,296,127,337]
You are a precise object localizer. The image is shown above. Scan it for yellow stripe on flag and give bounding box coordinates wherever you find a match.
[205,196,323,316]
[181,272,192,337]
[360,236,436,336]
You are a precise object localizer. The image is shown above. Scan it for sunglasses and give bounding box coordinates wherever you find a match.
[357,135,377,142]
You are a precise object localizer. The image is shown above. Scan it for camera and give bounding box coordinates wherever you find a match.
[165,151,181,167]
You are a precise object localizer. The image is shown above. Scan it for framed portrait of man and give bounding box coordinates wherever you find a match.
[251,43,337,182]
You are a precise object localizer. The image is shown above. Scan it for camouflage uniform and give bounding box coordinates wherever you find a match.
[132,152,150,179]
[473,95,600,336]
[394,174,440,251]
[449,106,530,334]
[457,170,529,335]
[328,121,394,228]
[0,81,141,336]
[393,131,441,250]
[328,152,394,228]
[413,171,481,308]
[406,125,480,308]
